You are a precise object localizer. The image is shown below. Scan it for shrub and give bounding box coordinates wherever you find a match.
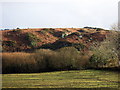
[72,43,85,51]
[2,52,37,73]
[89,31,119,68]
[2,48,91,73]
[49,47,79,70]
[49,47,90,70]
[89,54,107,68]
[40,28,48,34]
[33,49,55,71]
[25,33,40,48]
[40,28,54,35]
[33,47,91,71]
[96,28,103,31]
[16,27,20,29]
[13,29,22,33]
[3,40,16,47]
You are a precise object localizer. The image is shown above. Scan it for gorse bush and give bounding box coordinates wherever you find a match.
[40,28,54,35]
[3,41,16,47]
[2,41,17,52]
[13,29,22,33]
[25,33,40,48]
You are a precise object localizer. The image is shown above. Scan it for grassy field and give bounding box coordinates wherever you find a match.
[2,70,119,88]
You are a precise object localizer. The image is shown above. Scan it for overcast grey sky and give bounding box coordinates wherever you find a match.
[0,0,119,29]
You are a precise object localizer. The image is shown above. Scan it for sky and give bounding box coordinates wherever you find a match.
[0,0,119,29]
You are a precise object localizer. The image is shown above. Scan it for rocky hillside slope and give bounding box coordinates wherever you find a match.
[1,28,110,52]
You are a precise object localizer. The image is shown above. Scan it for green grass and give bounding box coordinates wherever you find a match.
[2,70,119,88]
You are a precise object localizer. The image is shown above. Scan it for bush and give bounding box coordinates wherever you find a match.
[2,52,37,73]
[49,47,79,70]
[72,43,85,51]
[40,28,54,35]
[3,40,16,47]
[89,31,119,68]
[89,54,107,68]
[33,49,55,71]
[49,47,90,70]
[13,29,22,33]
[25,33,40,48]
[2,48,91,73]
[96,28,103,31]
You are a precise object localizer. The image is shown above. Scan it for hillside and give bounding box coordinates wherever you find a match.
[2,27,120,73]
[1,28,110,52]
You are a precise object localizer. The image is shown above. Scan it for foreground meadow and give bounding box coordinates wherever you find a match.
[2,70,119,88]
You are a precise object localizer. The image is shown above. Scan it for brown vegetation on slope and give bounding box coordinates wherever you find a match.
[1,28,109,52]
[1,28,120,73]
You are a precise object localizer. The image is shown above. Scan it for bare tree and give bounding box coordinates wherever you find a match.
[111,23,120,67]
